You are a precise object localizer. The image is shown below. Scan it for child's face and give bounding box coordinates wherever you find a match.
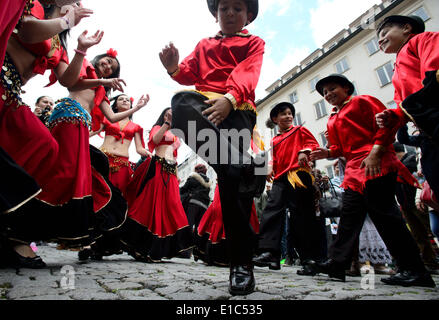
[378,23,412,54]
[322,82,350,107]
[216,0,253,35]
[273,108,293,130]
[97,56,118,78]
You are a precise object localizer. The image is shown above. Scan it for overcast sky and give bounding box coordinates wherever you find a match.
[21,0,381,162]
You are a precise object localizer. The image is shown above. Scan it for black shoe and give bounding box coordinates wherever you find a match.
[12,253,46,269]
[78,248,92,261]
[253,252,281,270]
[315,259,346,281]
[381,270,436,288]
[297,260,317,276]
[229,265,255,296]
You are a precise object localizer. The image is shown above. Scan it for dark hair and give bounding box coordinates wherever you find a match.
[90,53,121,96]
[35,96,51,104]
[110,94,133,119]
[376,21,406,36]
[42,5,69,52]
[154,107,171,127]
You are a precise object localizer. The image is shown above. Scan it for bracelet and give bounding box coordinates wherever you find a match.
[60,16,71,30]
[74,48,87,56]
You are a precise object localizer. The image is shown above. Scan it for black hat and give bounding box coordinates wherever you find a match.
[270,102,295,123]
[207,0,258,23]
[315,74,355,97]
[377,15,425,35]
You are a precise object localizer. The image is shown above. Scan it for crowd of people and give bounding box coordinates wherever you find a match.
[0,0,438,296]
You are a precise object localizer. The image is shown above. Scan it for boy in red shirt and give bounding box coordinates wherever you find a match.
[375,15,439,199]
[160,0,264,295]
[252,102,322,276]
[310,74,434,288]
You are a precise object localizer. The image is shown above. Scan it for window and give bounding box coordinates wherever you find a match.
[319,131,328,147]
[314,100,327,119]
[310,76,320,92]
[289,91,298,104]
[376,62,394,86]
[365,37,379,55]
[387,101,397,109]
[335,57,349,74]
[293,112,303,126]
[411,7,430,22]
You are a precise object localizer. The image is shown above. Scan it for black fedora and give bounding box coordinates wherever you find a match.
[270,102,295,123]
[377,15,425,35]
[315,74,355,97]
[207,0,258,23]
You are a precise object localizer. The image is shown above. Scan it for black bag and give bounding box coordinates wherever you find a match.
[319,180,343,218]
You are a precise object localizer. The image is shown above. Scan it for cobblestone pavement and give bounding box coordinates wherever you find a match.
[1,243,438,301]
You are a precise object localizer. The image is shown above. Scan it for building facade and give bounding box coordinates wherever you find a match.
[255,0,438,178]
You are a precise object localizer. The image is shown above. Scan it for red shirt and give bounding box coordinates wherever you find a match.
[271,126,320,180]
[172,29,265,110]
[390,32,439,126]
[148,125,181,158]
[327,95,401,193]
[102,118,145,148]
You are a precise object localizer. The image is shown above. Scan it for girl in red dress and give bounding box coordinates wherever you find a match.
[120,108,193,262]
[91,94,152,196]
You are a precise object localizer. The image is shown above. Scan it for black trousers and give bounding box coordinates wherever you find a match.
[171,91,257,265]
[330,173,426,272]
[258,172,321,262]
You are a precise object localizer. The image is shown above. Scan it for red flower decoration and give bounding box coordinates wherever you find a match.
[107,48,118,58]
[130,97,134,103]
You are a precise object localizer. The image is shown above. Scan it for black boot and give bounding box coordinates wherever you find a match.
[229,264,255,296]
[253,252,281,270]
[297,260,317,276]
[315,258,346,281]
[381,270,436,288]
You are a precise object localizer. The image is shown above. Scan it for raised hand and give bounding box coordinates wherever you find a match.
[101,78,127,92]
[60,4,93,30]
[159,42,179,74]
[134,94,150,111]
[77,30,104,51]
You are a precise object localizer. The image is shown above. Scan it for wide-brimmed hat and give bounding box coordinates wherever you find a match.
[207,0,258,23]
[377,15,425,35]
[315,74,355,97]
[270,102,295,123]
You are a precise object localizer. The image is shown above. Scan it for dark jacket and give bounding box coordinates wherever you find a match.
[180,172,211,208]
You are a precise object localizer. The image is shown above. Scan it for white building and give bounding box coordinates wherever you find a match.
[255,0,438,178]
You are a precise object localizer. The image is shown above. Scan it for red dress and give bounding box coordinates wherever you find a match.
[194,185,260,266]
[327,95,419,194]
[120,125,193,262]
[0,0,26,67]
[100,118,144,195]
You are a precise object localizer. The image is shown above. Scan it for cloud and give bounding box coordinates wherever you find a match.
[309,0,381,47]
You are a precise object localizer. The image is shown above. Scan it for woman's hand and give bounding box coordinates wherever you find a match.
[77,30,104,51]
[159,42,179,74]
[202,97,233,126]
[60,3,93,30]
[163,110,172,126]
[134,94,150,111]
[100,78,127,92]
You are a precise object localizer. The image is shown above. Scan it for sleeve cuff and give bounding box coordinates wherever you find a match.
[224,93,238,110]
[168,66,180,78]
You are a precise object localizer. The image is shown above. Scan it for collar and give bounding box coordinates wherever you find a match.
[277,124,295,136]
[330,96,353,116]
[214,29,251,39]
[396,34,416,56]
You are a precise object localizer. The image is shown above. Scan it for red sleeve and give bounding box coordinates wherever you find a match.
[147,125,161,152]
[226,36,265,106]
[359,95,396,147]
[412,32,439,77]
[172,42,202,85]
[298,126,320,153]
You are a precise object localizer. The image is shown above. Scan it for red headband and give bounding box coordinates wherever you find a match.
[107,48,118,58]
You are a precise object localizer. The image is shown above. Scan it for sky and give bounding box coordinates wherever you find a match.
[21,0,381,163]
